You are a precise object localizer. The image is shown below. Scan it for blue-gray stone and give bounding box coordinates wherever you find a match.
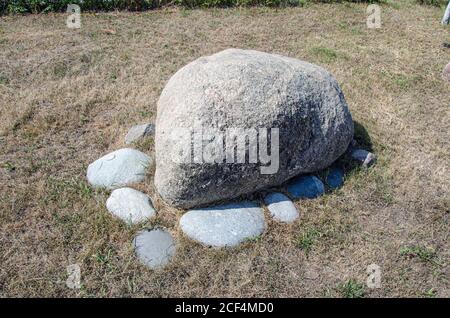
[287,175,325,199]
[326,168,344,189]
[133,229,176,269]
[106,188,156,224]
[351,149,376,168]
[264,192,299,223]
[180,201,266,247]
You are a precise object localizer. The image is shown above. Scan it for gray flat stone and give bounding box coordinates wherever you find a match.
[287,175,325,199]
[264,192,299,223]
[180,201,266,247]
[326,168,344,189]
[106,188,155,224]
[351,149,376,168]
[133,229,176,269]
[87,148,151,189]
[125,123,154,144]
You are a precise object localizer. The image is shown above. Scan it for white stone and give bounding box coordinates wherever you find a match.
[125,123,154,144]
[180,201,266,247]
[106,188,155,224]
[133,229,176,269]
[87,148,151,189]
[351,149,376,168]
[264,192,299,223]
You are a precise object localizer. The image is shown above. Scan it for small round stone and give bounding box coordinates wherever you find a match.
[326,168,344,189]
[180,201,266,247]
[125,123,154,144]
[106,188,155,224]
[264,192,299,223]
[351,149,376,168]
[133,229,176,269]
[287,175,325,199]
[87,148,151,189]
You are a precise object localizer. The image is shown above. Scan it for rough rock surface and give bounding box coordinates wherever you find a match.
[179,201,266,247]
[133,229,176,269]
[155,49,354,208]
[264,192,299,223]
[106,188,155,224]
[87,148,151,189]
[287,175,325,199]
[125,123,154,144]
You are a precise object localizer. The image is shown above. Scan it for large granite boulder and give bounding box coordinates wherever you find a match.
[155,49,353,208]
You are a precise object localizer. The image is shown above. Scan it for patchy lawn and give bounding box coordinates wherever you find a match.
[0,2,449,297]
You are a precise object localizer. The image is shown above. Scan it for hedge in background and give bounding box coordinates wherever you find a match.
[3,1,163,14]
[2,0,439,15]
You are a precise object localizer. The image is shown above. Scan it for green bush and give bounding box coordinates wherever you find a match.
[0,0,389,15]
[416,0,448,6]
[2,0,163,14]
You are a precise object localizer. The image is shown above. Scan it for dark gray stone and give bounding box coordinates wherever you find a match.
[351,149,376,168]
[287,175,325,199]
[326,168,344,189]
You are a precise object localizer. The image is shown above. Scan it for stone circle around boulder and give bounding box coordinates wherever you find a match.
[264,192,299,223]
[87,148,151,189]
[287,175,325,199]
[179,201,266,247]
[133,229,176,269]
[106,187,156,224]
[155,48,354,208]
[125,123,154,144]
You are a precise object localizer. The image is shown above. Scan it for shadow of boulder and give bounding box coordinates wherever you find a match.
[353,120,373,152]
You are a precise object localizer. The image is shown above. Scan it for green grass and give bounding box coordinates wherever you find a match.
[338,279,365,298]
[1,161,16,172]
[294,227,323,254]
[423,288,437,298]
[0,74,9,85]
[400,246,438,264]
[310,46,339,63]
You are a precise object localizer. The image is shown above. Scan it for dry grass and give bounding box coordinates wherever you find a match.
[0,2,449,297]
